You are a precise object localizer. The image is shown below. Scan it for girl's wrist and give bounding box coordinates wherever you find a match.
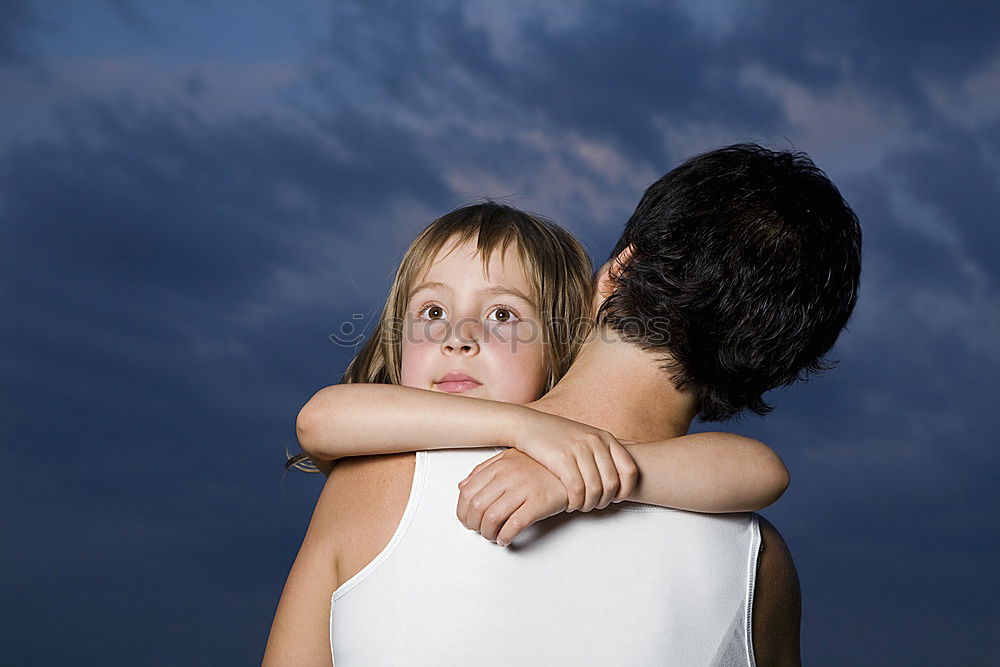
[493,402,530,450]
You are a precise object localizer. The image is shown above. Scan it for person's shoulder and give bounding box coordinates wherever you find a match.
[329,451,415,476]
[751,515,802,666]
[263,454,415,664]
[328,452,416,491]
[321,452,416,518]
[316,453,417,586]
[304,453,417,554]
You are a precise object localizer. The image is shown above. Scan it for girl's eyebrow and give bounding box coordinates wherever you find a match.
[480,285,535,306]
[408,281,535,306]
[408,281,450,300]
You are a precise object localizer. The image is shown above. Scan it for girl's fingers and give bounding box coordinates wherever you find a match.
[593,444,622,509]
[574,451,604,513]
[559,462,586,513]
[456,464,497,527]
[458,451,504,487]
[479,492,523,542]
[495,498,534,547]
[464,482,507,534]
[608,440,638,501]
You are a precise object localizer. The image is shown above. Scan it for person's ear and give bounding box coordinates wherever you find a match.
[595,244,635,299]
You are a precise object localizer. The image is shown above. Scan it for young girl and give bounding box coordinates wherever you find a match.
[264,202,787,663]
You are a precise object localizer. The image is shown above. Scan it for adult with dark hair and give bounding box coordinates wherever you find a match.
[598,144,861,421]
[272,144,861,666]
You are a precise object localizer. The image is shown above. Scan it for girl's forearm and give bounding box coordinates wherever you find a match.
[622,433,789,512]
[296,384,522,464]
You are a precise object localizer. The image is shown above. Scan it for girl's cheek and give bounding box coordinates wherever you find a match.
[400,338,439,388]
[483,326,547,403]
[400,318,449,387]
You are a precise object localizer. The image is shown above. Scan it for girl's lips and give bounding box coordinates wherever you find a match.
[436,380,481,394]
[434,372,481,394]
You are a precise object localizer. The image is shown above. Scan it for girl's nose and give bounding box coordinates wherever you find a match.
[441,318,481,356]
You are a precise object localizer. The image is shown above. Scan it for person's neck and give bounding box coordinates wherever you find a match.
[531,325,697,442]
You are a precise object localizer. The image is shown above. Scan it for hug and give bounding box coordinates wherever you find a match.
[265,143,862,666]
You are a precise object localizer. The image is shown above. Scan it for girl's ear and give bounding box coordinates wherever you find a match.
[595,243,635,299]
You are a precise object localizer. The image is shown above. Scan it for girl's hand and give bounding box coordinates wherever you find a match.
[503,412,639,512]
[456,448,568,546]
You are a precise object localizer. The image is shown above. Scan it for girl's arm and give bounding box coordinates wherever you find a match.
[296,384,635,512]
[623,434,789,512]
[295,384,515,471]
[457,435,787,546]
[297,383,787,514]
[262,476,341,666]
[458,433,787,523]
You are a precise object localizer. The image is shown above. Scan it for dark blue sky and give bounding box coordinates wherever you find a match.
[2,2,998,664]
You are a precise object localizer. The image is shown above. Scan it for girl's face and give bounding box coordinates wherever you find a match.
[400,237,547,405]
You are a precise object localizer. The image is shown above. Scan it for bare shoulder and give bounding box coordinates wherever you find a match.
[324,452,416,585]
[262,453,416,665]
[751,515,802,667]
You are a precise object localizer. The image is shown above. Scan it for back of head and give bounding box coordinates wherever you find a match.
[598,143,862,421]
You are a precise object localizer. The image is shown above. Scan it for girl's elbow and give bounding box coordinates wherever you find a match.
[295,403,315,449]
[295,386,342,456]
[761,460,790,509]
[755,439,789,504]
[774,469,790,504]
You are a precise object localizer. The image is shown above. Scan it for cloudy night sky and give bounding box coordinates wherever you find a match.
[2,1,998,664]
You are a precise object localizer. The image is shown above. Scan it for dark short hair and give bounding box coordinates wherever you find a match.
[597,143,862,421]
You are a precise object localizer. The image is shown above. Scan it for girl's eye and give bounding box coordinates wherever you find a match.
[486,306,519,323]
[418,304,447,320]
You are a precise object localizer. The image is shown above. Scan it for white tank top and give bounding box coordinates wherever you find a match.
[330,447,761,666]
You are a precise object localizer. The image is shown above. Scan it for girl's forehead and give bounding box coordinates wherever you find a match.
[418,237,531,287]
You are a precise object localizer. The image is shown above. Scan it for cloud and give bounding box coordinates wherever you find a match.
[674,0,762,39]
[0,0,40,65]
[925,56,1000,130]
[739,63,917,173]
[459,0,585,64]
[3,1,1000,663]
[0,57,306,149]
[0,93,463,469]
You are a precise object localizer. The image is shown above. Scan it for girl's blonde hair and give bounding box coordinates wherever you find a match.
[288,202,594,472]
